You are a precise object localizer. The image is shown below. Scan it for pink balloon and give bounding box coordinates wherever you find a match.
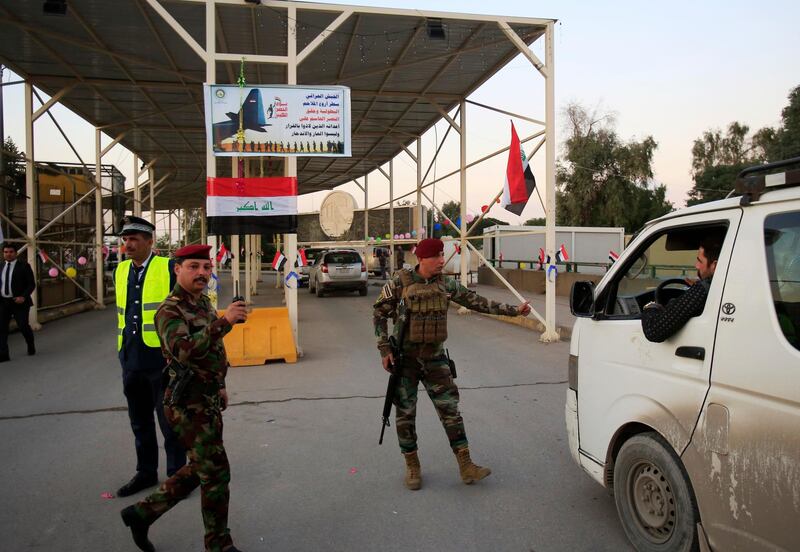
[48,267,58,278]
[78,256,87,266]
[111,247,118,254]
[466,214,475,223]
[404,233,411,239]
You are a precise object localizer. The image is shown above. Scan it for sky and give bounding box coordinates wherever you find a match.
[2,0,798,238]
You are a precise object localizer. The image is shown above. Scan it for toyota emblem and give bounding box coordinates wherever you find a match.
[722,303,736,315]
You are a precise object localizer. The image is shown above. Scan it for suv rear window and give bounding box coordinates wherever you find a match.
[326,252,361,264]
[765,211,800,351]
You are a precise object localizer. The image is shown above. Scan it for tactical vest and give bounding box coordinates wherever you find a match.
[399,270,449,343]
[115,256,171,350]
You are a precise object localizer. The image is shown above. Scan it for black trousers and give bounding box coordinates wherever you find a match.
[122,368,186,477]
[0,298,34,358]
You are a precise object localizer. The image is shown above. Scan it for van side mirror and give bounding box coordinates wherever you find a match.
[570,281,596,318]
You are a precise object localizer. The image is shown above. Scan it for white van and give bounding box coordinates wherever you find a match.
[566,160,800,552]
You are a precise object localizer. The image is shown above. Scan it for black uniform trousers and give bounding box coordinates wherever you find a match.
[122,366,186,477]
[0,298,35,358]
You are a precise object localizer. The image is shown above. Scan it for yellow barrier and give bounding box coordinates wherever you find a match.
[220,307,297,366]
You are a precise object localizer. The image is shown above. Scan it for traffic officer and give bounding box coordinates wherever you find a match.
[115,216,185,497]
[121,244,247,552]
[373,238,531,490]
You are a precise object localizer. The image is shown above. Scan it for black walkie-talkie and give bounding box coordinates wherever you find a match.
[232,281,245,324]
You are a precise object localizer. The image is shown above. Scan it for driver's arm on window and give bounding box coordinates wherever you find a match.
[641,279,711,343]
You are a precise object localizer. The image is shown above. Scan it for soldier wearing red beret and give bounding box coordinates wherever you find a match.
[121,244,248,552]
[373,238,531,490]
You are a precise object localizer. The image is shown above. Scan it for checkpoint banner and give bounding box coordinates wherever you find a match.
[204,84,351,157]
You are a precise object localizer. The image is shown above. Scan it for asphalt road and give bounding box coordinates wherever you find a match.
[0,283,631,551]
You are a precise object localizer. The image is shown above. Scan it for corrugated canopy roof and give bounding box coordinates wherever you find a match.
[0,0,549,210]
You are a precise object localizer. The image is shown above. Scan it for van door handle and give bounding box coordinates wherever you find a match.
[675,346,705,361]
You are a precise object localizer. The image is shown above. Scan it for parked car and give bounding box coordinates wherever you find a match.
[297,248,327,287]
[308,249,368,297]
[566,159,800,552]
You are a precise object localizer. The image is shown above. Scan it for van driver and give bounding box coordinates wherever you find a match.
[641,238,722,343]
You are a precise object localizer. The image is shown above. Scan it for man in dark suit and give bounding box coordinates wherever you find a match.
[0,242,36,361]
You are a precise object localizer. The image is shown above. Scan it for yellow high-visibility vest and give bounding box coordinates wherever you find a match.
[115,256,171,350]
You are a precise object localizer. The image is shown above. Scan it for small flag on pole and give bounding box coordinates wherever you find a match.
[38,249,49,264]
[297,248,308,267]
[271,250,286,271]
[609,250,619,264]
[216,243,231,265]
[556,244,569,263]
[501,121,537,216]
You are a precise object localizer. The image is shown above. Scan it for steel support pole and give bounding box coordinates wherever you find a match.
[389,159,394,277]
[94,128,104,309]
[24,83,41,328]
[541,21,558,342]
[459,99,468,286]
[149,167,155,224]
[167,209,172,256]
[416,137,423,237]
[244,159,252,304]
[284,3,299,350]
[133,154,141,217]
[364,174,369,244]
[230,157,240,299]
[206,0,218,300]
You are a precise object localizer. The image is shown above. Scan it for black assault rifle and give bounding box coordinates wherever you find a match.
[378,335,402,445]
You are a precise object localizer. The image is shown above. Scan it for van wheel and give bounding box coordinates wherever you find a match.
[614,432,699,552]
[316,284,324,297]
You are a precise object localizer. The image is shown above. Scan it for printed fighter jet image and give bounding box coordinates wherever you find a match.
[212,88,270,145]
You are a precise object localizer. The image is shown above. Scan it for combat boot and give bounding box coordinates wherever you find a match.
[454,446,491,484]
[403,451,422,490]
[120,505,155,552]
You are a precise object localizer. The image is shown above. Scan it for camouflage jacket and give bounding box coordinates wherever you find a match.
[373,267,519,359]
[155,283,232,390]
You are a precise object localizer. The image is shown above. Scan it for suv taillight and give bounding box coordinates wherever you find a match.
[361,262,366,272]
[321,263,328,273]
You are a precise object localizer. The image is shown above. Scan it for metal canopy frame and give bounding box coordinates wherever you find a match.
[0,0,559,344]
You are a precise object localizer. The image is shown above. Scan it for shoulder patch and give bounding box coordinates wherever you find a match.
[378,282,395,301]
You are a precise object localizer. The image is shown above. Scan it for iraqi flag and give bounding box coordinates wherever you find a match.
[216,243,231,265]
[556,244,569,263]
[207,177,298,235]
[501,122,536,216]
[38,249,49,264]
[297,248,308,267]
[272,250,286,271]
[609,250,619,264]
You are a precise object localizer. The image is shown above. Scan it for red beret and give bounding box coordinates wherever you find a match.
[414,238,444,259]
[174,244,212,260]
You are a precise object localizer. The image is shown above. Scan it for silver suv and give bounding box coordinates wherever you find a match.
[308,249,368,297]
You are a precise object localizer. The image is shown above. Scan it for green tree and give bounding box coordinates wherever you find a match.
[556,103,672,231]
[686,122,762,206]
[524,217,546,226]
[433,200,507,247]
[757,84,800,162]
[687,84,800,206]
[2,137,25,196]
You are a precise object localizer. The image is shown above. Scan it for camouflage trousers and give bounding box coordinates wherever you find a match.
[393,357,467,454]
[134,398,232,552]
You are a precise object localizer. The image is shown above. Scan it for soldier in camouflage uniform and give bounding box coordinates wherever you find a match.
[120,245,247,552]
[373,238,531,490]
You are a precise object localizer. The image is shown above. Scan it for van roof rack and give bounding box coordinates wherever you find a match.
[734,157,800,206]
